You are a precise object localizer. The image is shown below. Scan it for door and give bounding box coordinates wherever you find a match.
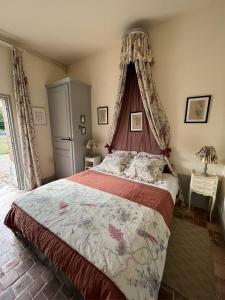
[0,94,23,191]
[48,84,74,179]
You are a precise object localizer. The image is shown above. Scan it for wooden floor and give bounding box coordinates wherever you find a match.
[0,189,224,300]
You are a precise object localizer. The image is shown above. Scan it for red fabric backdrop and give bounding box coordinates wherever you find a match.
[111,63,161,154]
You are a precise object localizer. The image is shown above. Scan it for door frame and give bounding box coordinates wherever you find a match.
[0,94,23,189]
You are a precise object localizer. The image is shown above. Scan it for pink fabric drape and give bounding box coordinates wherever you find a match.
[111,63,161,154]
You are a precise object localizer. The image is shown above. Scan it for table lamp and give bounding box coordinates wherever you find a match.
[86,139,97,157]
[194,146,218,176]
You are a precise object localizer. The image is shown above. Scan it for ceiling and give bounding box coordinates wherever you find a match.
[0,0,214,65]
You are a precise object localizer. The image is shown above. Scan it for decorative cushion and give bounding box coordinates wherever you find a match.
[124,156,166,183]
[97,151,135,175]
[112,150,137,156]
[137,152,164,159]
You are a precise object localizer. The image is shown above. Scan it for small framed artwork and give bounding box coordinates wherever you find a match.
[97,106,108,125]
[184,95,211,123]
[81,127,86,135]
[32,107,47,125]
[80,115,85,124]
[130,111,143,132]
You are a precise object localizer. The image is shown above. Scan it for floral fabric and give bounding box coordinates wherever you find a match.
[12,48,42,190]
[107,30,184,202]
[137,152,164,159]
[97,151,135,175]
[125,156,166,183]
[14,178,170,300]
[120,30,153,66]
[108,64,127,145]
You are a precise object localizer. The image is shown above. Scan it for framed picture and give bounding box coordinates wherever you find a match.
[32,107,46,125]
[184,95,211,123]
[80,115,85,124]
[97,106,108,125]
[130,111,143,132]
[81,127,86,135]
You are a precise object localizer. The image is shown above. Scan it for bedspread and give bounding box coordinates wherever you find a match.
[5,170,174,300]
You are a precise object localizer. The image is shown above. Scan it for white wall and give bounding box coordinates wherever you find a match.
[0,45,66,179]
[68,0,225,177]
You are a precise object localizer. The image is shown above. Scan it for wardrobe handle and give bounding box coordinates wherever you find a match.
[61,137,72,141]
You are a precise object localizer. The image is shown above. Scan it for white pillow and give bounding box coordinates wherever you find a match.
[97,151,135,175]
[125,156,166,183]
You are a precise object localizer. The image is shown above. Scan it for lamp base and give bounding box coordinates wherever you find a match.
[203,163,208,176]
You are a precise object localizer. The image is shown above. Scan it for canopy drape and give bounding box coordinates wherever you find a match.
[12,48,42,190]
[111,63,162,154]
[107,29,183,200]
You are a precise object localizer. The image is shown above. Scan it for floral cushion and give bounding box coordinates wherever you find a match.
[137,152,164,159]
[124,156,166,183]
[97,151,135,175]
[112,150,137,156]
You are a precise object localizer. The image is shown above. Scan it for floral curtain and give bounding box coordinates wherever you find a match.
[107,64,127,150]
[108,30,183,200]
[12,48,42,190]
[134,60,175,175]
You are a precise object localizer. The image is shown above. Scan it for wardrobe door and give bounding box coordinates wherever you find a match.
[48,83,75,178]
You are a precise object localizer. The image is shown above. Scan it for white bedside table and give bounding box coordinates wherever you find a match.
[85,156,101,170]
[188,170,218,222]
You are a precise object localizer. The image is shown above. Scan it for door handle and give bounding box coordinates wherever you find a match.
[61,137,72,141]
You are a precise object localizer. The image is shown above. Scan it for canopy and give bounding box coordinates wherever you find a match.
[107,29,175,175]
[106,29,184,202]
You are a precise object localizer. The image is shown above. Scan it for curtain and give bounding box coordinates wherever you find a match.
[12,48,42,190]
[111,63,161,154]
[107,64,127,149]
[134,60,175,175]
[108,30,183,201]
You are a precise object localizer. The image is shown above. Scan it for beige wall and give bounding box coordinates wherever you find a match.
[69,1,225,177]
[0,45,66,179]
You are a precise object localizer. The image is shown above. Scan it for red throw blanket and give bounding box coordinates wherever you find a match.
[68,170,174,227]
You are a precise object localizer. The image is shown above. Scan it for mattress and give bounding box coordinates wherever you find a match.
[4,170,178,300]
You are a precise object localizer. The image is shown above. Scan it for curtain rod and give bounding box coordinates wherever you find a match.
[0,34,67,72]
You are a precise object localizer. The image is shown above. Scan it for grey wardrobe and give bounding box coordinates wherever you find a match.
[47,77,91,179]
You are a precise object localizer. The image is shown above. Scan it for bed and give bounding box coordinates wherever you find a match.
[5,168,178,300]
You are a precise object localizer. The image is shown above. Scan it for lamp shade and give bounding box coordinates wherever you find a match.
[194,146,218,164]
[86,139,97,149]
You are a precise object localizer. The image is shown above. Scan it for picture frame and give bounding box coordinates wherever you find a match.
[97,106,108,125]
[32,107,47,125]
[81,127,86,135]
[184,95,211,123]
[80,115,85,124]
[130,111,143,132]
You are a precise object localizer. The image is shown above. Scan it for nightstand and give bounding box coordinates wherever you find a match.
[188,170,218,221]
[85,156,101,170]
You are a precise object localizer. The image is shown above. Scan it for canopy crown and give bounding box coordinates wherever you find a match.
[120,29,153,67]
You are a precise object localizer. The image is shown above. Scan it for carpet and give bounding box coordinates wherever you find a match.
[163,218,217,300]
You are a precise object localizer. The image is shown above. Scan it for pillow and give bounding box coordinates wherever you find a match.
[137,152,164,159]
[97,151,135,175]
[112,150,137,173]
[112,150,137,156]
[124,156,166,183]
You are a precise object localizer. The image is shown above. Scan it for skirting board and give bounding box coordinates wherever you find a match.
[42,175,56,185]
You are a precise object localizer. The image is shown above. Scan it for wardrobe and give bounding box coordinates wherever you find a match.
[47,77,91,179]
